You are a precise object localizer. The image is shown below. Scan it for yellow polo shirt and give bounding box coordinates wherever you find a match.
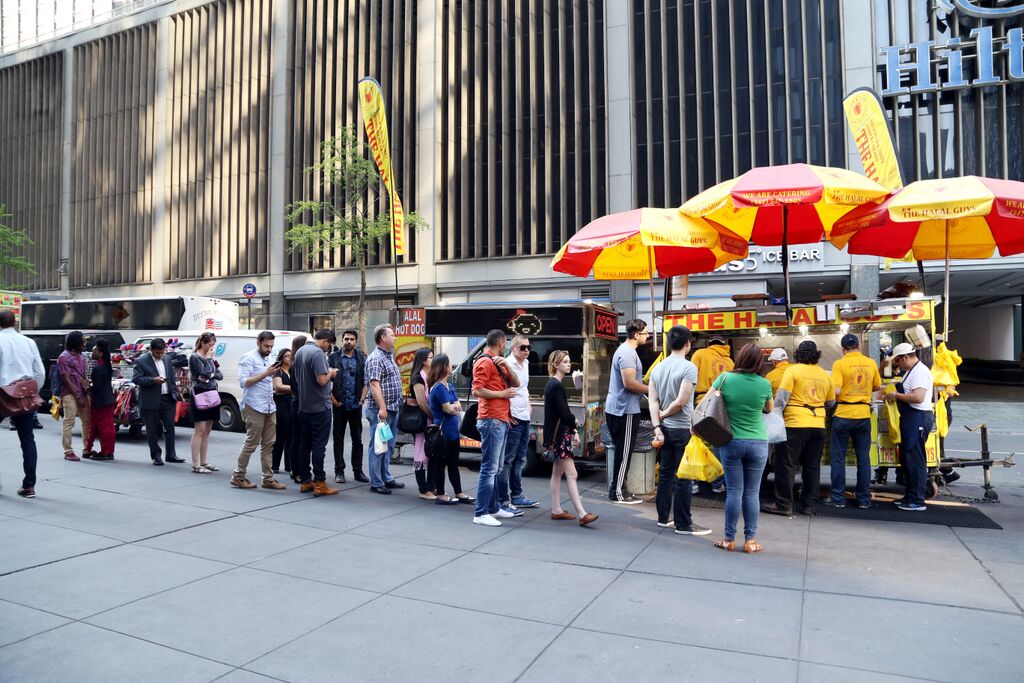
[778,363,835,429]
[830,351,881,420]
[766,361,791,394]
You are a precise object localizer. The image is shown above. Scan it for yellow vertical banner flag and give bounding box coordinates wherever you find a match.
[358,77,406,256]
[843,87,910,267]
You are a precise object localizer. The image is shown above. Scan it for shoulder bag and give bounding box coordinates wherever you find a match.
[0,379,44,417]
[691,374,733,447]
[398,380,428,434]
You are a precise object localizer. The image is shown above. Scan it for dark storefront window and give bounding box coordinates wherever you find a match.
[633,0,845,204]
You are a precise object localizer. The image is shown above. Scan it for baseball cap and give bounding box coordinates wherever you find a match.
[891,342,916,358]
[840,333,860,349]
[707,336,727,345]
[797,340,818,354]
[769,348,788,362]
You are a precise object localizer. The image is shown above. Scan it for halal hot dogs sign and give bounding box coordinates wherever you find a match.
[881,1,1024,96]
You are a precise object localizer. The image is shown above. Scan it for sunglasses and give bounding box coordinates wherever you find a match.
[518,344,531,350]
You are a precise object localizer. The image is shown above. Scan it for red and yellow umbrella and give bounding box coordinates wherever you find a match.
[831,175,1024,339]
[551,208,748,349]
[680,164,889,305]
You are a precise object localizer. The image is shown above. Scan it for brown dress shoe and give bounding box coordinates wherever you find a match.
[579,513,599,527]
[300,481,315,493]
[313,481,339,497]
[230,477,256,489]
[262,480,287,490]
[551,511,576,520]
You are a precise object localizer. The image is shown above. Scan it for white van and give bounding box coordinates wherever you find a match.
[131,330,309,431]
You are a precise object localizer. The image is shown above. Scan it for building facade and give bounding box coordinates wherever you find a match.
[1,0,1022,359]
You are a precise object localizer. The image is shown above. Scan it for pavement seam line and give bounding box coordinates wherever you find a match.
[796,509,813,680]
[952,526,1024,615]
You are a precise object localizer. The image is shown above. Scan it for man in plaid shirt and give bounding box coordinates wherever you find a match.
[364,323,406,494]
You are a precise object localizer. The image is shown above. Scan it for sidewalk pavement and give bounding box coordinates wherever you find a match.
[0,420,1021,683]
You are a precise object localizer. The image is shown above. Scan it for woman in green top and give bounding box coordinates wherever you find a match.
[710,342,774,553]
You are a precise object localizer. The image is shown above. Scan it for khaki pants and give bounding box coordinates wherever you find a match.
[61,394,91,454]
[235,406,276,482]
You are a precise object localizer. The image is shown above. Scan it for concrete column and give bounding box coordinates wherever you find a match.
[151,17,170,293]
[58,47,73,296]
[415,0,438,306]
[267,0,291,327]
[605,0,635,323]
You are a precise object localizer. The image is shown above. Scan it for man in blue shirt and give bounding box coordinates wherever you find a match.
[329,329,367,483]
[605,319,649,504]
[233,331,287,490]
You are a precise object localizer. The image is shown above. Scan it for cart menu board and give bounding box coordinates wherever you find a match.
[423,306,588,338]
[665,299,933,332]
[0,290,22,328]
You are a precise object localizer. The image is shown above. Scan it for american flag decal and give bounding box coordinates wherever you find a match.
[205,318,224,330]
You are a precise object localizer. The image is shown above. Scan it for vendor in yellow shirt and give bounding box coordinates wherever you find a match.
[691,337,734,402]
[825,333,881,510]
[765,348,791,394]
[762,340,835,517]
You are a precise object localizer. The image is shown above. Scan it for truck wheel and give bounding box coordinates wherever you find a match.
[522,443,551,477]
[217,396,243,432]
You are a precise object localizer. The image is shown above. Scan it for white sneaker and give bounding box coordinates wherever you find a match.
[493,508,516,519]
[473,514,502,526]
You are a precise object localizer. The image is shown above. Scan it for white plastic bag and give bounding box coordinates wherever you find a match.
[764,410,787,444]
[374,420,392,454]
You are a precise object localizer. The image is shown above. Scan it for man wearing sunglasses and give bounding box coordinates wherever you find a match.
[495,335,540,515]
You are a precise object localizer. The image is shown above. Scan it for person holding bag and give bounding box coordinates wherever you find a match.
[188,332,222,474]
[57,331,91,461]
[710,343,773,554]
[83,340,116,461]
[545,350,597,527]
[0,308,45,497]
[407,348,436,499]
[271,348,294,475]
[428,354,472,505]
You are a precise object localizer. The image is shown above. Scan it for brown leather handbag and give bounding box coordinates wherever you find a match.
[691,374,733,447]
[0,379,44,417]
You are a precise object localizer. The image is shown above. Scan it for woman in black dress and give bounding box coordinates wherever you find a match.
[271,348,294,475]
[188,332,222,473]
[544,350,597,527]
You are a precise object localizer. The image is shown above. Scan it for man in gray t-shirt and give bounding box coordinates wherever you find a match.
[604,319,649,504]
[648,325,710,535]
[291,330,340,495]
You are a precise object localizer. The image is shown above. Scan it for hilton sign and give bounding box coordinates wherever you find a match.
[880,2,1024,95]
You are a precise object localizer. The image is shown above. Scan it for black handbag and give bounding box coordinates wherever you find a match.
[424,424,444,459]
[398,398,428,434]
[542,419,561,462]
[459,402,480,441]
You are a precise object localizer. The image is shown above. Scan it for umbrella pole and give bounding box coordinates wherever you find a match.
[647,247,658,352]
[782,205,792,315]
[944,220,951,342]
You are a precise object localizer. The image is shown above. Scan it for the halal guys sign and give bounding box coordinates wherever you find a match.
[881,1,1024,96]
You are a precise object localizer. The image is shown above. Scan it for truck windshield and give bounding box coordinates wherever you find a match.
[455,338,585,402]
[587,337,615,403]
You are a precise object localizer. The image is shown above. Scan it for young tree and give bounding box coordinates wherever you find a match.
[286,126,425,346]
[0,203,36,288]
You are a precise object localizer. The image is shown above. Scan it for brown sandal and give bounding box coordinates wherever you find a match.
[743,540,764,554]
[714,538,735,551]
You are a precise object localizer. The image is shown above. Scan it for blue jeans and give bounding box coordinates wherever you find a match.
[296,409,332,483]
[719,439,769,542]
[12,412,38,489]
[366,407,398,488]
[475,418,509,517]
[497,420,530,506]
[899,408,934,506]
[830,417,872,505]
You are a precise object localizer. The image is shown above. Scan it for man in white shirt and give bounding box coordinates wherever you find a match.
[887,342,935,512]
[495,334,538,514]
[0,309,45,497]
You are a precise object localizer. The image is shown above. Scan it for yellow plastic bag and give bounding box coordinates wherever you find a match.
[884,399,901,445]
[50,395,62,421]
[935,391,950,438]
[932,343,962,388]
[677,436,724,482]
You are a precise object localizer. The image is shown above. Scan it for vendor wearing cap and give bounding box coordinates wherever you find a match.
[765,348,791,394]
[826,333,882,510]
[886,342,935,512]
[763,340,835,516]
[692,336,734,402]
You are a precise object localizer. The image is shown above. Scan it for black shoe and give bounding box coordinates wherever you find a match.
[370,486,392,495]
[7,423,14,431]
[152,459,164,466]
[760,503,793,516]
[943,471,961,484]
[822,498,847,509]
[335,473,347,484]
[165,456,186,463]
[33,419,43,429]
[385,480,405,489]
[797,504,815,517]
[856,501,872,509]
[353,472,370,483]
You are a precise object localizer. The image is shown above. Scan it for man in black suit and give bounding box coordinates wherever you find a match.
[133,338,184,465]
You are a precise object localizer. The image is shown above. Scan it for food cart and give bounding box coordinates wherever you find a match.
[663,296,943,488]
